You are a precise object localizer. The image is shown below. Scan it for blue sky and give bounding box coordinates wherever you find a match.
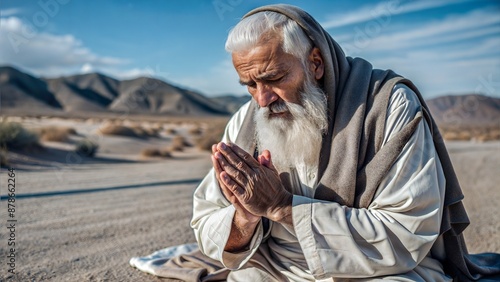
[0,0,499,98]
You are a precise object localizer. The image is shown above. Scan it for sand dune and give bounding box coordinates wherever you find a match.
[0,117,498,281]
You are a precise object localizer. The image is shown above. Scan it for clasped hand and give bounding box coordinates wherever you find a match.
[211,142,292,224]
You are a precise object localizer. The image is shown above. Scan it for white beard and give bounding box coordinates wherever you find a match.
[254,75,328,172]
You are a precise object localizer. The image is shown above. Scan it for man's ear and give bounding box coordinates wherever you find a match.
[308,47,324,80]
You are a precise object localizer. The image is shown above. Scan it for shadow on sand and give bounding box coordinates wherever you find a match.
[0,178,203,200]
[6,146,139,170]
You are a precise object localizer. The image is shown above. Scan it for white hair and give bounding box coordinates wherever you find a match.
[254,71,328,172]
[225,11,312,67]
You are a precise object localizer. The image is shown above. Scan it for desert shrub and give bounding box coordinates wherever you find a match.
[98,123,139,138]
[75,139,98,157]
[141,148,172,158]
[474,129,500,142]
[38,126,77,142]
[142,148,161,157]
[196,122,226,151]
[441,126,500,142]
[189,125,203,135]
[145,127,160,137]
[98,122,161,138]
[0,121,40,150]
[132,126,159,138]
[170,136,193,151]
[489,129,500,140]
[442,130,460,141]
[170,136,186,151]
[165,128,177,135]
[151,123,163,131]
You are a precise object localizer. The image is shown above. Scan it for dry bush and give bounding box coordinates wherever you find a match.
[474,128,500,142]
[456,130,472,141]
[137,126,159,137]
[38,126,77,142]
[98,123,140,138]
[488,129,500,140]
[75,139,98,157]
[165,127,177,135]
[474,135,489,142]
[141,148,160,157]
[441,126,500,142]
[99,121,164,139]
[151,123,163,131]
[141,148,172,158]
[189,125,203,135]
[85,118,99,125]
[170,136,192,151]
[196,121,226,151]
[441,130,470,141]
[0,121,40,150]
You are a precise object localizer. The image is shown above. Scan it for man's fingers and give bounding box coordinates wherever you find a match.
[217,143,254,171]
[214,151,247,187]
[219,180,237,203]
[212,154,235,202]
[259,150,277,170]
[226,142,260,168]
[212,154,224,178]
[220,171,245,196]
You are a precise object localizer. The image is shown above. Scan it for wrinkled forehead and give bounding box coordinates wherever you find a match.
[231,40,300,77]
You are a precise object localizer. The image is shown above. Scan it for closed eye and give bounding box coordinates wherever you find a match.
[246,81,256,88]
[268,76,285,83]
[238,73,286,88]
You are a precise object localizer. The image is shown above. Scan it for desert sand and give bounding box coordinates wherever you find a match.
[0,117,498,281]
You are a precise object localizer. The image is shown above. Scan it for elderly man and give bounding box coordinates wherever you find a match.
[193,5,451,281]
[131,4,499,281]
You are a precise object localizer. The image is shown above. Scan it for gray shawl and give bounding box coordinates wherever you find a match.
[234,4,500,281]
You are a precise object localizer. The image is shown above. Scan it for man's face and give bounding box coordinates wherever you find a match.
[232,36,306,118]
[235,37,328,170]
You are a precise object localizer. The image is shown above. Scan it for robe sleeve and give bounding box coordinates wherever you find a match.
[190,101,265,270]
[293,84,447,279]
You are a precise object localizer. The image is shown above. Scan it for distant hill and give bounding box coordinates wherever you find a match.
[45,73,118,112]
[0,66,231,116]
[426,94,500,128]
[210,95,251,113]
[2,66,499,125]
[0,66,62,112]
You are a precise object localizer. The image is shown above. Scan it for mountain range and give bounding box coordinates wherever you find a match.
[426,94,500,128]
[0,66,250,116]
[1,65,499,128]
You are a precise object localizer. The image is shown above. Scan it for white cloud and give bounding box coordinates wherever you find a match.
[0,16,208,89]
[80,63,93,73]
[367,39,500,97]
[328,6,500,98]
[110,67,168,80]
[321,0,473,29]
[0,16,132,78]
[336,7,500,56]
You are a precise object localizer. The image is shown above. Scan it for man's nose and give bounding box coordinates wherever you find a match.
[256,84,278,108]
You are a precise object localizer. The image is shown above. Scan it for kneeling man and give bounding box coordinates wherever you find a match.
[186,4,499,282]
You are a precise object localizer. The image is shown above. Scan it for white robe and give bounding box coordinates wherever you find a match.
[191,84,452,281]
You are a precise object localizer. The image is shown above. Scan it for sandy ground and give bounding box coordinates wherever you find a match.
[0,117,498,281]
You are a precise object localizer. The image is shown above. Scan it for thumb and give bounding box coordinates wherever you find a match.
[258,150,275,169]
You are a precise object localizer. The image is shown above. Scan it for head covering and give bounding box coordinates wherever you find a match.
[234,4,500,281]
[239,3,429,211]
